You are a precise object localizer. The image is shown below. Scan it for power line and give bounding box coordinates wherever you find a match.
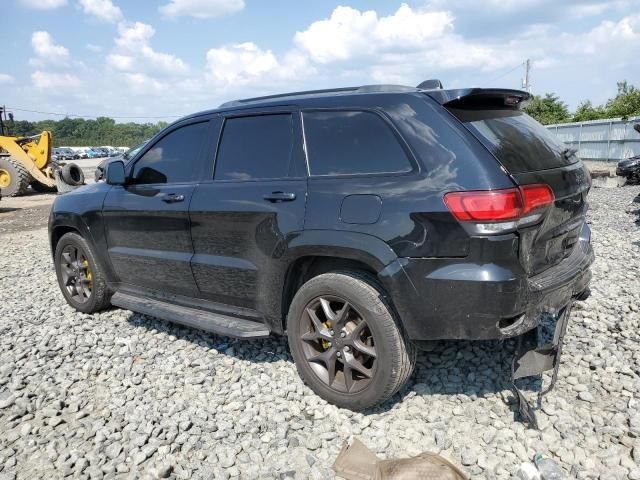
[484,61,525,85]
[5,106,182,120]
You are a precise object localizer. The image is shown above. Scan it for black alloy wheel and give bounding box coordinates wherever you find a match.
[300,295,377,393]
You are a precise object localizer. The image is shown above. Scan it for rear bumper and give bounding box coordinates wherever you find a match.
[379,224,594,340]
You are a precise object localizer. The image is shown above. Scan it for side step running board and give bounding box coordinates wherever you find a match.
[111,292,271,339]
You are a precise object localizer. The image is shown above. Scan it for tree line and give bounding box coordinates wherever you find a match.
[523,80,640,125]
[10,116,168,147]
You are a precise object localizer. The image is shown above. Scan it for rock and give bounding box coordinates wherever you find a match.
[435,430,452,450]
[516,463,541,480]
[461,447,478,466]
[132,451,148,466]
[105,442,122,460]
[0,392,15,409]
[578,391,595,403]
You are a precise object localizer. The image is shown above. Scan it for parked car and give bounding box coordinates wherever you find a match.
[100,146,121,157]
[49,83,593,410]
[53,147,77,161]
[58,147,80,160]
[616,124,640,184]
[76,149,89,159]
[85,148,103,159]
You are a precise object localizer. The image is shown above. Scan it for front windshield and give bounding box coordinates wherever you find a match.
[124,141,147,161]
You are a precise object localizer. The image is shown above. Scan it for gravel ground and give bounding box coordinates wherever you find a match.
[0,186,639,480]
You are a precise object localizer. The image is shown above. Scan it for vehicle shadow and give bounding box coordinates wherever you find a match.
[0,207,21,213]
[124,310,546,422]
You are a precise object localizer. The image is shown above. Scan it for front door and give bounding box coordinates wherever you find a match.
[103,119,211,297]
[189,111,307,315]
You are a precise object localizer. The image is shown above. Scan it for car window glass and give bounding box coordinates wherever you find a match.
[450,108,577,173]
[132,122,207,184]
[303,110,412,176]
[214,114,293,181]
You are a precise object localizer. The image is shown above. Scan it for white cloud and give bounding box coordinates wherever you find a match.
[20,0,67,9]
[0,74,14,84]
[8,2,640,122]
[107,53,134,70]
[32,71,82,90]
[30,31,71,66]
[110,22,189,75]
[206,42,278,86]
[294,5,452,63]
[123,73,167,93]
[205,42,313,90]
[77,0,123,23]
[291,3,518,84]
[86,43,103,52]
[159,0,244,19]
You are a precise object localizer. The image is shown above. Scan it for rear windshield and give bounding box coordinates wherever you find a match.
[449,108,577,173]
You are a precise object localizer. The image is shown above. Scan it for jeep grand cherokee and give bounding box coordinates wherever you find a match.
[49,83,593,410]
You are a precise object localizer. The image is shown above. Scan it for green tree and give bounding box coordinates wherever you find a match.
[572,100,606,122]
[523,93,571,125]
[603,81,640,119]
[6,116,166,147]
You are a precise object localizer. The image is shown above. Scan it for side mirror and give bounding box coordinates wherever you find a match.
[105,160,126,185]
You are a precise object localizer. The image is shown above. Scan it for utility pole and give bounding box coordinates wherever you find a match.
[522,59,531,93]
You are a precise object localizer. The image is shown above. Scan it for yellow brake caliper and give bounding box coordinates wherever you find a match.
[321,321,333,350]
[82,259,93,290]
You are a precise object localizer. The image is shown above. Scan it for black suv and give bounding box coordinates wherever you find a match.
[49,84,593,410]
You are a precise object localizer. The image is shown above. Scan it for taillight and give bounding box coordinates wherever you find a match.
[444,184,554,233]
[520,184,554,214]
[443,189,522,222]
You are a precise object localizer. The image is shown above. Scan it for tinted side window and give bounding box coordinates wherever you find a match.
[303,110,412,176]
[215,114,293,181]
[132,122,208,184]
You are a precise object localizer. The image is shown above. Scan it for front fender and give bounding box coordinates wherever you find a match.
[48,183,115,283]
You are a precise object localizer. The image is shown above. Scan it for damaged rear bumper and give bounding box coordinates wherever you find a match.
[379,224,594,341]
[511,302,575,429]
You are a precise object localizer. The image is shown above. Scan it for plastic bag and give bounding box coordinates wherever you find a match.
[333,439,468,480]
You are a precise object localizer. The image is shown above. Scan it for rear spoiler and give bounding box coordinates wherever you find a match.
[426,88,532,109]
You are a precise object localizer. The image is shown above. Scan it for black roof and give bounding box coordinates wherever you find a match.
[218,84,420,108]
[180,84,531,122]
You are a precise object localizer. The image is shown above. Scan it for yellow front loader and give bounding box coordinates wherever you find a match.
[0,131,59,196]
[0,106,82,197]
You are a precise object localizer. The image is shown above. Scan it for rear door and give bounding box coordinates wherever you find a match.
[189,110,307,312]
[449,107,591,275]
[103,119,211,296]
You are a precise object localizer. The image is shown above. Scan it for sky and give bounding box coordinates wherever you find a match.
[0,0,639,122]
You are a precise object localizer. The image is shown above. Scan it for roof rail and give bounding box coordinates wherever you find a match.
[219,84,419,108]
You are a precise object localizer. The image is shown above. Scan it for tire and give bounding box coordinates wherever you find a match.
[54,232,111,313]
[61,163,84,186]
[0,157,30,197]
[287,270,416,410]
[30,181,57,193]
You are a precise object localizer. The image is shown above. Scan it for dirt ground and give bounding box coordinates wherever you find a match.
[0,159,98,235]
[0,192,56,235]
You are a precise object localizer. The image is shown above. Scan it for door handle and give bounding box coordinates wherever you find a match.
[161,193,185,203]
[263,192,296,202]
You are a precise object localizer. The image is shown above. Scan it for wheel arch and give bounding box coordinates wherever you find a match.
[278,230,399,333]
[49,213,92,256]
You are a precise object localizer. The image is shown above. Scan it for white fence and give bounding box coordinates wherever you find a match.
[546,116,640,162]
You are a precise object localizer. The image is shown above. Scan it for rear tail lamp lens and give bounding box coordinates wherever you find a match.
[520,184,554,214]
[444,184,554,223]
